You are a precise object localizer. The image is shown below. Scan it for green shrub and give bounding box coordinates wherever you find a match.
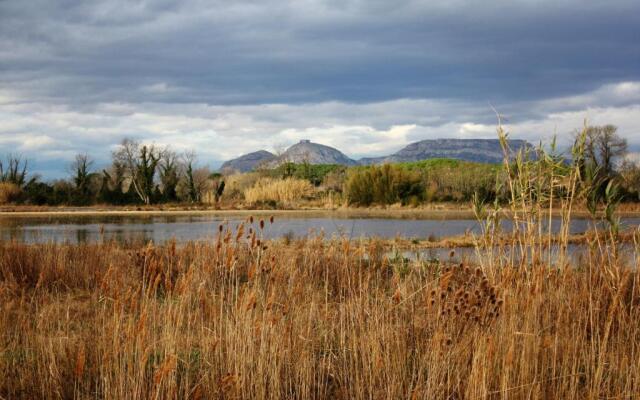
[345,164,424,206]
[270,162,345,186]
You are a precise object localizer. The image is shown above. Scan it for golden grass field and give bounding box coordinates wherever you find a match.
[2,130,640,399]
[1,214,639,399]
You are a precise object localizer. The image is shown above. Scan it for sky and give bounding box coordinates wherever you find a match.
[0,0,639,178]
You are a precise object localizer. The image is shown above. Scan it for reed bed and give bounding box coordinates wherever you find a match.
[2,128,639,399]
[0,217,639,399]
[243,178,314,204]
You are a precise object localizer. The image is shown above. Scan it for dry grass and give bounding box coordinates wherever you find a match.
[1,217,639,399]
[2,128,639,399]
[244,178,315,204]
[0,182,21,204]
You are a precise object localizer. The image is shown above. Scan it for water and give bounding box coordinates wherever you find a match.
[1,213,639,244]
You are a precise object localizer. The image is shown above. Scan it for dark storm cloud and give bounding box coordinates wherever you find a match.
[1,0,638,107]
[1,0,639,179]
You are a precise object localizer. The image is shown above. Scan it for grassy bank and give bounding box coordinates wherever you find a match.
[1,223,639,399]
[4,204,640,220]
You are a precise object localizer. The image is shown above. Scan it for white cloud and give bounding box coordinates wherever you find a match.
[1,80,639,178]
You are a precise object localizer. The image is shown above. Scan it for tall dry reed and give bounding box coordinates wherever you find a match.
[0,222,638,399]
[244,177,314,204]
[1,128,639,399]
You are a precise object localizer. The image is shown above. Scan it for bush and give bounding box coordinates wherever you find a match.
[401,159,502,202]
[224,173,261,201]
[0,182,21,204]
[345,164,424,206]
[270,162,344,186]
[244,178,314,204]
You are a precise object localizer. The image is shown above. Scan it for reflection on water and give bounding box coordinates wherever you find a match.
[1,214,639,245]
[398,243,638,267]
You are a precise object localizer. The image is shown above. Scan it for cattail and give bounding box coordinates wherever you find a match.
[249,216,254,224]
[219,224,224,233]
[260,219,265,230]
[475,267,482,277]
[392,288,402,304]
[246,293,257,310]
[235,223,245,242]
[270,215,274,224]
[74,346,86,378]
[449,250,455,258]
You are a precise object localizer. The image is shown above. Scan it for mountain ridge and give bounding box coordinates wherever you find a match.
[220,138,531,172]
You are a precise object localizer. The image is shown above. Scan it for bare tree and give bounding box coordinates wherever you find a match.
[112,138,162,204]
[0,154,28,186]
[584,125,628,175]
[178,151,213,203]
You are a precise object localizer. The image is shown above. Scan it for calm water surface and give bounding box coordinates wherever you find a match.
[1,214,639,244]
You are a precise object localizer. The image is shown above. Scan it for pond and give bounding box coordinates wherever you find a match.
[1,213,639,244]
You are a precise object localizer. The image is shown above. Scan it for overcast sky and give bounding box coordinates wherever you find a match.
[1,0,639,178]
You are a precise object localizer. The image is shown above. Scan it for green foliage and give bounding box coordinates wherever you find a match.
[136,145,161,204]
[185,162,199,202]
[159,153,180,202]
[270,162,344,186]
[345,164,424,206]
[345,159,502,206]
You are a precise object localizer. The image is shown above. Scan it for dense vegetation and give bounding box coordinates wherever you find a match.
[344,159,501,206]
[1,125,639,399]
[1,124,639,208]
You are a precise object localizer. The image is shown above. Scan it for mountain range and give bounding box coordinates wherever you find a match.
[220,138,531,173]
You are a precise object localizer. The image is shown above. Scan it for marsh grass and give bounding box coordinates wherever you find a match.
[1,222,639,399]
[1,128,640,399]
[244,178,315,205]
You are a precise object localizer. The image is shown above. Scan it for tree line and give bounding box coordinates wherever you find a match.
[0,139,224,206]
[1,125,638,207]
[343,125,639,206]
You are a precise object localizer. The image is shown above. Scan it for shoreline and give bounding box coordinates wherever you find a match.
[2,207,640,219]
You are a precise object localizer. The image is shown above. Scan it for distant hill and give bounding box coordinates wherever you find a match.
[266,140,358,167]
[359,139,532,165]
[220,150,275,173]
[220,138,532,172]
